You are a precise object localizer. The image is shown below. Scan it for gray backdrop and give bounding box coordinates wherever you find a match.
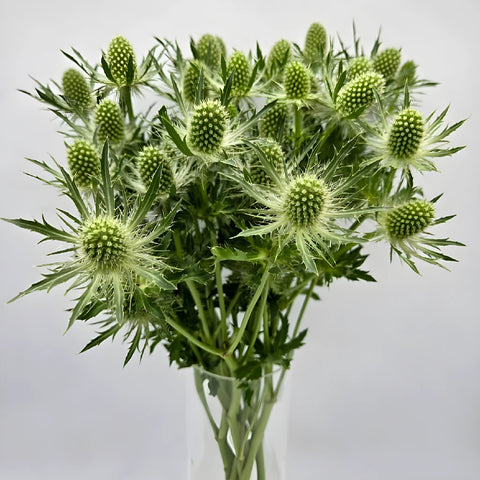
[1,0,479,478]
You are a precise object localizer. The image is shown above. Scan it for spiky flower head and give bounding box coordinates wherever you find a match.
[284,61,311,100]
[260,102,288,139]
[388,108,425,160]
[383,200,435,240]
[95,99,125,144]
[196,34,223,68]
[303,23,327,63]
[227,51,251,96]
[62,69,91,108]
[137,146,174,194]
[373,48,401,81]
[183,61,209,104]
[336,71,385,117]
[347,56,373,79]
[266,39,291,72]
[107,35,137,85]
[66,139,101,189]
[186,99,228,156]
[250,141,285,185]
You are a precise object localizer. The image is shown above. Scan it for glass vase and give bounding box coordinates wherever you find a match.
[186,365,290,480]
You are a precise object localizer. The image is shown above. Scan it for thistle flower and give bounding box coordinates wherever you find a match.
[347,56,373,79]
[249,141,285,185]
[284,61,311,100]
[62,68,91,108]
[66,139,100,189]
[196,34,223,68]
[137,146,174,195]
[227,51,251,96]
[266,39,291,72]
[259,102,288,139]
[95,99,125,144]
[107,35,137,86]
[183,61,209,104]
[303,23,327,63]
[373,48,401,81]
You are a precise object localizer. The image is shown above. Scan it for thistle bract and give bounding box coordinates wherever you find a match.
[137,146,174,194]
[284,61,311,100]
[373,48,401,80]
[384,200,435,239]
[260,102,288,139]
[266,39,291,71]
[336,71,385,117]
[348,56,373,79]
[196,34,222,68]
[107,35,137,85]
[250,141,285,185]
[95,99,124,144]
[303,22,327,63]
[62,68,91,108]
[183,61,209,104]
[66,139,100,188]
[187,100,228,155]
[388,108,424,160]
[227,51,251,95]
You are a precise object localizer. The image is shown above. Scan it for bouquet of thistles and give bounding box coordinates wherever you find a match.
[6,22,464,479]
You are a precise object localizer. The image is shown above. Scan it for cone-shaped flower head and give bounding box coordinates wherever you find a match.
[227,51,251,95]
[284,61,311,100]
[373,48,401,81]
[187,100,228,155]
[347,56,373,79]
[388,108,425,160]
[266,39,291,72]
[95,99,125,144]
[183,61,209,104]
[66,139,101,188]
[137,146,174,194]
[107,35,137,85]
[384,200,435,240]
[303,23,327,63]
[250,141,285,185]
[260,102,288,139]
[62,69,91,108]
[336,71,385,117]
[196,34,222,68]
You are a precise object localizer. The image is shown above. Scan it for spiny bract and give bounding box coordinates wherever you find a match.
[95,99,125,144]
[62,68,91,108]
[187,100,228,155]
[227,51,251,95]
[284,61,311,100]
[196,34,223,68]
[388,108,425,159]
[183,61,209,104]
[66,139,100,188]
[284,176,327,227]
[336,71,385,117]
[107,35,137,85]
[137,146,174,194]
[303,23,327,63]
[250,141,285,185]
[260,102,288,139]
[373,48,401,81]
[385,200,435,239]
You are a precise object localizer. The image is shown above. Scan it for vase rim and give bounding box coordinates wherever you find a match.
[193,364,285,382]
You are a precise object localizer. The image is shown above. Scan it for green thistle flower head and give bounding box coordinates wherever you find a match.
[107,35,137,85]
[260,102,288,139]
[95,99,125,144]
[266,39,291,72]
[373,48,401,80]
[384,200,435,240]
[336,71,385,117]
[284,175,327,227]
[303,22,327,63]
[388,108,425,160]
[284,61,311,100]
[183,61,209,104]
[137,146,174,194]
[250,141,285,185]
[347,56,373,79]
[196,34,223,68]
[66,139,100,188]
[62,69,91,108]
[187,99,228,155]
[227,51,251,96]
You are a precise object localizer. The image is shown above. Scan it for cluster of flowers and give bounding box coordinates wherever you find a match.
[8,23,463,369]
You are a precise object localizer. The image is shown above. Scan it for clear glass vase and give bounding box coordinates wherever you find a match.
[186,365,290,480]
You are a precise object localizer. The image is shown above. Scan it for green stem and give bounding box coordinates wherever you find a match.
[186,279,212,342]
[215,257,228,345]
[294,106,302,143]
[120,86,135,123]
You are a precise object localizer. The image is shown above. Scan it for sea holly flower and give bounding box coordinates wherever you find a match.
[266,39,291,73]
[137,145,174,195]
[195,33,223,69]
[227,51,251,96]
[182,60,210,104]
[66,139,100,189]
[347,56,373,79]
[303,22,327,64]
[259,101,289,139]
[283,61,311,100]
[107,35,137,86]
[249,141,286,185]
[373,48,401,81]
[95,99,125,144]
[62,68,92,109]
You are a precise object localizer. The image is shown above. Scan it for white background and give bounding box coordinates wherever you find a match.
[1,0,479,479]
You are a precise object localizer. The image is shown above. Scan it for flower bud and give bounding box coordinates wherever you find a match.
[187,100,228,155]
[336,71,385,117]
[347,56,373,79]
[137,146,174,194]
[260,102,288,139]
[196,34,222,68]
[227,51,251,95]
[266,39,291,72]
[66,139,100,188]
[385,200,435,239]
[303,23,327,63]
[373,48,401,81]
[107,35,137,85]
[388,108,424,160]
[62,69,91,108]
[95,99,125,144]
[284,61,311,100]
